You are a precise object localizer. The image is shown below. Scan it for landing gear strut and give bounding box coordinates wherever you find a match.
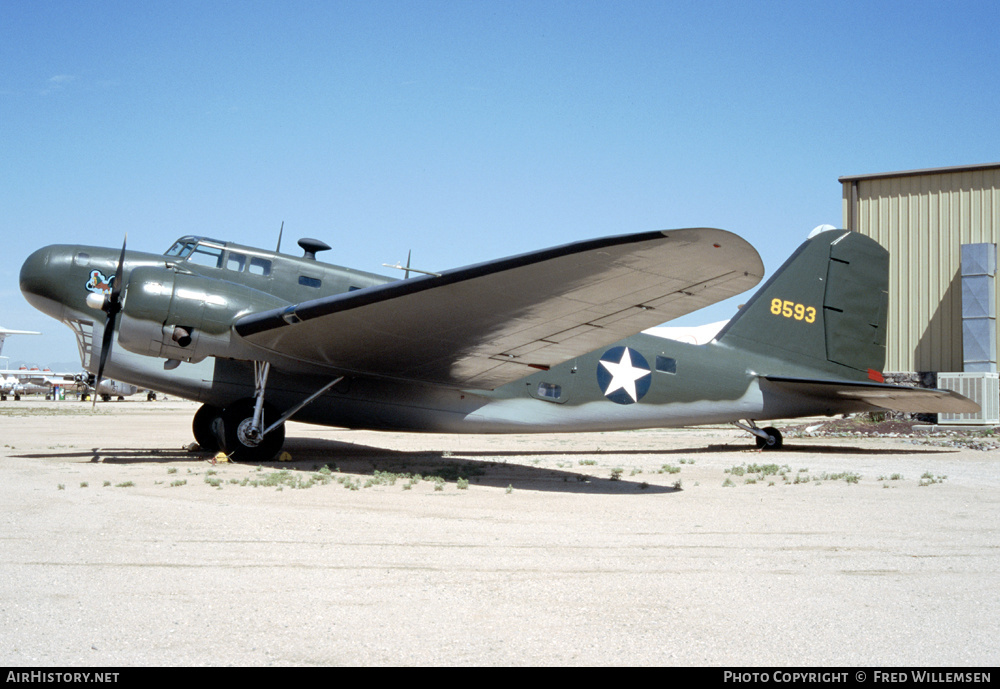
[220,399,286,463]
[735,420,783,450]
[192,363,344,462]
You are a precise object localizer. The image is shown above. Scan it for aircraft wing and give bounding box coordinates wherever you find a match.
[762,376,981,414]
[235,228,764,389]
[1,370,76,385]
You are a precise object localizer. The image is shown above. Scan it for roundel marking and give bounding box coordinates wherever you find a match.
[597,346,652,404]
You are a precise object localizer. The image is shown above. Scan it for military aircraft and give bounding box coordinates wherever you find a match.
[0,326,75,399]
[0,325,41,357]
[71,373,142,402]
[0,366,73,400]
[19,226,977,460]
[0,326,40,399]
[1,374,25,401]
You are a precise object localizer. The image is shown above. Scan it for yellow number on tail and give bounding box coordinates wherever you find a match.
[771,298,816,324]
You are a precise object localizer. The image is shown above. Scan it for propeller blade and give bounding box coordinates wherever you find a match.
[93,235,127,410]
[92,320,116,409]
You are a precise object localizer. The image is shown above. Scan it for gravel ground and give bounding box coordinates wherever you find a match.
[1,398,998,666]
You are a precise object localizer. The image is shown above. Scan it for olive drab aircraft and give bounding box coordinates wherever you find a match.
[19,226,978,461]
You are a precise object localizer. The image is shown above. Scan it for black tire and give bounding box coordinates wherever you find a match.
[192,404,223,451]
[755,426,783,450]
[220,399,285,462]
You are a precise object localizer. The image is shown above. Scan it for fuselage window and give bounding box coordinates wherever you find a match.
[249,257,272,276]
[537,382,562,400]
[298,275,321,288]
[655,356,677,374]
[226,252,247,273]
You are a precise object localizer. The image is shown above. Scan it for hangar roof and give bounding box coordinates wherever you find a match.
[839,162,1000,183]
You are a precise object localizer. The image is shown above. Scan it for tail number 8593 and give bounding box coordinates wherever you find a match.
[770,298,817,324]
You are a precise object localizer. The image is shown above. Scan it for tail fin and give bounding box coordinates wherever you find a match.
[715,229,889,378]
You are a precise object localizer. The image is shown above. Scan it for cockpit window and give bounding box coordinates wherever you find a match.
[187,244,224,269]
[163,236,270,276]
[164,240,196,258]
[165,236,229,261]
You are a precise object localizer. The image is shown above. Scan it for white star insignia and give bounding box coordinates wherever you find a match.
[599,348,651,402]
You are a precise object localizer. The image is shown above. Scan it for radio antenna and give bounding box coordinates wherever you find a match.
[275,221,284,253]
[382,250,441,277]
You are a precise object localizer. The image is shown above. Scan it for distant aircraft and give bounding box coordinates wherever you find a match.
[0,325,40,359]
[74,374,141,402]
[20,227,977,460]
[0,327,41,400]
[1,374,25,401]
[0,365,76,400]
[0,325,143,401]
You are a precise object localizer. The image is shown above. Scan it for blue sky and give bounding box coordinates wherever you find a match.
[2,0,999,367]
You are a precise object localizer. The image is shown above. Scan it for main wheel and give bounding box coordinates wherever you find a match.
[219,399,286,462]
[755,426,783,450]
[192,404,223,451]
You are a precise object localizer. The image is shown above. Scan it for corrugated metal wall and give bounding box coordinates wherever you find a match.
[841,165,1000,372]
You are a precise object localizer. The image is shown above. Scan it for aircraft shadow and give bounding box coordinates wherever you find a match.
[10,440,677,495]
[693,443,953,456]
[10,436,952,494]
[273,437,678,494]
[13,448,202,463]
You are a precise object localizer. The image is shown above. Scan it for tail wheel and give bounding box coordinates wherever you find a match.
[755,426,783,450]
[220,399,286,462]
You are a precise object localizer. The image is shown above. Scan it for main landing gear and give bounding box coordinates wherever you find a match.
[735,420,783,450]
[192,362,344,462]
[191,401,286,462]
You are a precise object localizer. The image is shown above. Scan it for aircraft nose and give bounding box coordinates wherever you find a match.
[20,246,54,299]
[20,246,71,318]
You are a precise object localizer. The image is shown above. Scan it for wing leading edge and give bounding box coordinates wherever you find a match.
[235,228,764,389]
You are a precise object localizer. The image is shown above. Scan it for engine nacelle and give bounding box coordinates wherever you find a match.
[117,266,288,363]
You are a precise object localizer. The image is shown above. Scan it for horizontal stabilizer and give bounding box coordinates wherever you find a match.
[763,376,980,414]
